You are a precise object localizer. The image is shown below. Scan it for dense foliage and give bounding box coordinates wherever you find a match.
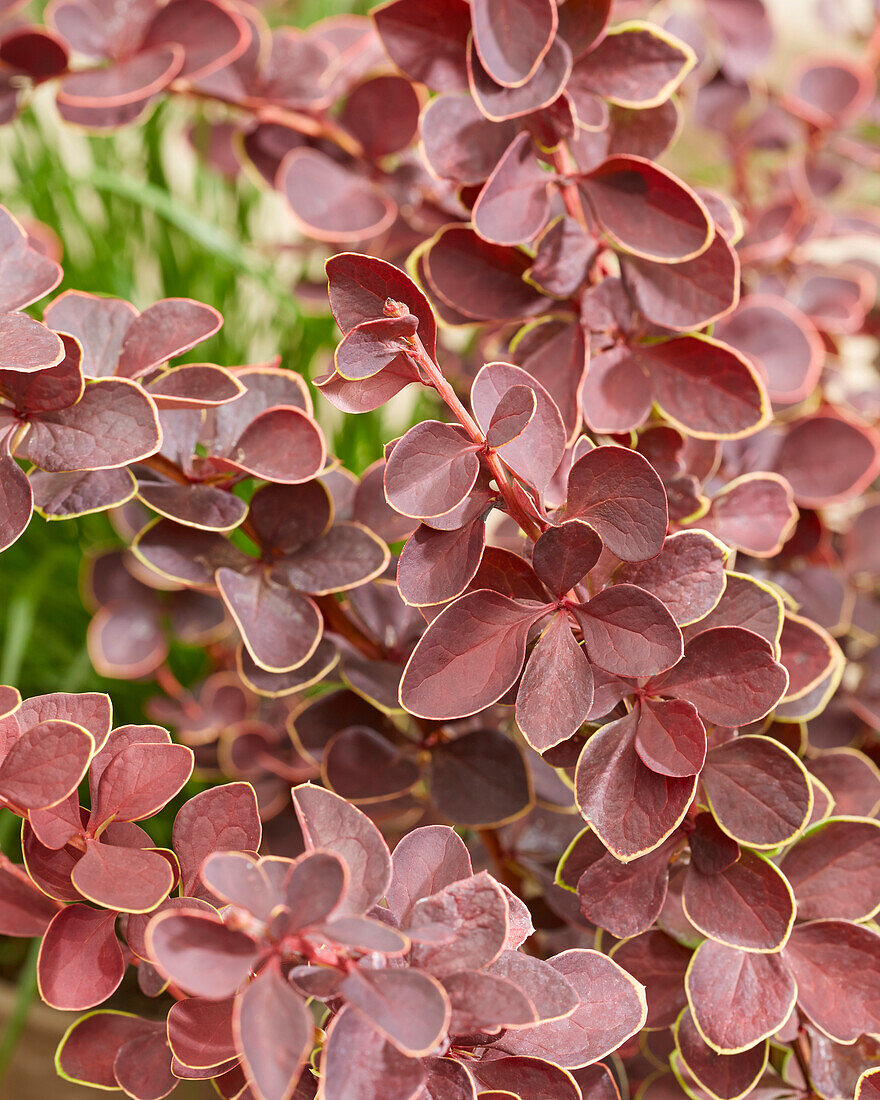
[0,1,879,1099]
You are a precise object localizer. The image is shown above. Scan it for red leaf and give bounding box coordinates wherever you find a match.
[168,996,236,1070]
[471,0,557,87]
[38,904,124,1010]
[384,421,481,519]
[570,22,694,108]
[234,961,313,1100]
[410,871,508,976]
[427,727,532,827]
[117,297,222,378]
[473,132,555,245]
[621,231,740,330]
[321,1006,425,1100]
[701,735,812,848]
[779,817,880,922]
[674,1008,767,1100]
[784,920,880,1043]
[497,949,646,1067]
[71,840,174,913]
[618,531,727,627]
[279,150,396,243]
[686,940,796,1052]
[0,719,92,810]
[517,613,594,751]
[648,627,788,726]
[701,473,797,557]
[565,445,668,562]
[93,741,193,824]
[216,568,322,674]
[400,590,544,719]
[576,584,683,678]
[386,825,472,924]
[634,697,706,778]
[611,930,691,1029]
[172,782,261,898]
[292,783,392,916]
[56,1011,161,1090]
[683,849,795,951]
[580,156,711,263]
[341,967,450,1055]
[532,520,602,596]
[21,378,161,472]
[372,0,471,93]
[471,361,566,491]
[147,909,259,998]
[575,709,697,860]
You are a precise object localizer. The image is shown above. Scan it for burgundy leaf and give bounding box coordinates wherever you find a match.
[173,782,261,898]
[498,949,647,1067]
[216,569,322,674]
[397,518,487,607]
[93,741,193,824]
[442,969,535,1034]
[471,0,557,87]
[472,132,555,245]
[532,520,602,596]
[234,961,313,1100]
[335,314,419,382]
[147,909,259,998]
[701,735,812,848]
[486,384,537,448]
[321,1006,425,1100]
[292,783,392,915]
[410,871,508,976]
[621,231,740,330]
[783,920,880,1043]
[56,1011,162,1090]
[575,584,683,678]
[611,930,691,1029]
[117,297,222,378]
[579,157,712,263]
[486,950,579,1022]
[686,940,796,1052]
[21,378,161,472]
[0,719,92,810]
[71,840,174,913]
[386,825,472,924]
[384,421,481,519]
[38,904,124,1010]
[0,429,32,551]
[570,22,694,108]
[648,627,788,725]
[0,205,62,310]
[517,613,594,752]
[682,849,796,951]
[400,590,543,719]
[565,445,668,562]
[778,817,880,922]
[674,1008,767,1100]
[634,697,706,778]
[617,531,727,627]
[575,709,697,860]
[280,149,396,243]
[471,361,566,491]
[340,966,450,1055]
[577,839,678,940]
[372,0,471,93]
[167,996,237,1070]
[427,727,532,827]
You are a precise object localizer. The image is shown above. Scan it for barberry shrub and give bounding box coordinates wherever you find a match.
[0,1,879,1100]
